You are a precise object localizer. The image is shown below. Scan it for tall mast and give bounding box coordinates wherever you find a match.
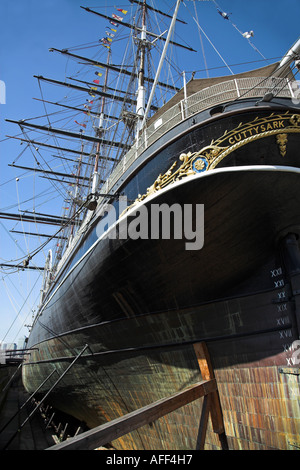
[142,0,182,129]
[88,50,111,210]
[135,0,147,137]
[69,142,84,237]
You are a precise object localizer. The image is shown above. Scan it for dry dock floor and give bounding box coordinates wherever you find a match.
[0,367,56,450]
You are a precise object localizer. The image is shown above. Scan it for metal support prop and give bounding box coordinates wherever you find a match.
[0,369,56,436]
[1,363,22,394]
[2,344,88,450]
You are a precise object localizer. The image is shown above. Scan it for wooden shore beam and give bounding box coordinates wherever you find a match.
[193,342,228,450]
[47,378,216,450]
[46,342,227,450]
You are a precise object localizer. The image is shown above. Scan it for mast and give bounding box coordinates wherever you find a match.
[88,50,111,210]
[142,0,182,129]
[135,0,147,137]
[68,142,84,237]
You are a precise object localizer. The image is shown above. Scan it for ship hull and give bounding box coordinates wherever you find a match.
[22,165,300,450]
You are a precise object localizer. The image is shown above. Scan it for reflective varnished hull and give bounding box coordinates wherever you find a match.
[22,102,300,450]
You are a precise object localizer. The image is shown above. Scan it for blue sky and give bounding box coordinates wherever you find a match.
[0,0,299,345]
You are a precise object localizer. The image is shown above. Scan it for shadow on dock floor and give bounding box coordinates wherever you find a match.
[0,365,86,450]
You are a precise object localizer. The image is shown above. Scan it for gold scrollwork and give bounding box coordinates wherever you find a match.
[121,111,300,215]
[207,111,300,168]
[276,133,288,157]
[290,114,300,126]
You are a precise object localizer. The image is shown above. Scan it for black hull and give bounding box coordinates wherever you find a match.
[22,103,300,450]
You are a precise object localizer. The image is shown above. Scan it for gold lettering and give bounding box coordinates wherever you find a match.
[227,118,287,148]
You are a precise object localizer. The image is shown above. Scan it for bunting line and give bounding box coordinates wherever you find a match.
[75,6,129,117]
[211,0,266,59]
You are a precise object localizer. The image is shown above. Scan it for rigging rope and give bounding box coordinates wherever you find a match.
[192,13,234,75]
[211,0,267,60]
[15,176,30,256]
[0,195,89,269]
[1,274,41,343]
[38,79,51,127]
[193,0,209,78]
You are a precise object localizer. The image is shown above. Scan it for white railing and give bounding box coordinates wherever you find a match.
[106,76,294,192]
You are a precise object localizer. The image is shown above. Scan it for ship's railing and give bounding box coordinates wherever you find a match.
[105,76,295,192]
